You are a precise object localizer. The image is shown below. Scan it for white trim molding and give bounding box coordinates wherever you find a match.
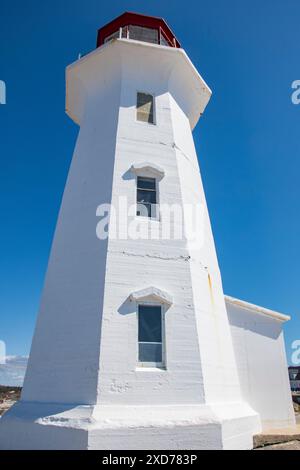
[130,286,173,306]
[225,295,290,323]
[130,162,165,179]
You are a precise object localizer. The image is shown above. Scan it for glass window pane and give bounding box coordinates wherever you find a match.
[136,202,152,218]
[121,26,128,38]
[160,33,170,47]
[104,30,119,43]
[137,110,153,123]
[136,177,157,218]
[137,177,156,190]
[137,93,154,123]
[136,203,156,218]
[137,189,156,204]
[138,305,162,342]
[129,25,159,44]
[139,343,162,363]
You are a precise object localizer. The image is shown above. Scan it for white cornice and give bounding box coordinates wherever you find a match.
[225,295,290,322]
[130,286,173,306]
[66,38,212,129]
[130,162,165,179]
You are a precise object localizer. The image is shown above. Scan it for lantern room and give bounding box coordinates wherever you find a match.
[97,12,181,48]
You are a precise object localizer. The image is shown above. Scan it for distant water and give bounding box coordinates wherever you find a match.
[0,356,28,386]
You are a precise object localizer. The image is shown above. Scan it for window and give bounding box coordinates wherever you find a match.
[129,25,159,44]
[101,24,175,48]
[138,305,164,367]
[136,92,154,124]
[121,26,129,38]
[136,176,157,218]
[104,30,120,43]
[160,32,170,47]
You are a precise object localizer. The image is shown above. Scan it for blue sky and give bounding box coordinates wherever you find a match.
[0,0,299,365]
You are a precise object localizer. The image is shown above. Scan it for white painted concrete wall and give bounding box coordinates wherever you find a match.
[226,297,295,429]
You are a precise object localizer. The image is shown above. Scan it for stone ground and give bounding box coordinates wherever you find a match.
[255,440,300,450]
[254,413,300,450]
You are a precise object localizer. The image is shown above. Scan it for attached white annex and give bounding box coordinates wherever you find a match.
[0,12,294,450]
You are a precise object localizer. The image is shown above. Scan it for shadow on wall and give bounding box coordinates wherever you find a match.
[227,305,282,340]
[118,297,136,316]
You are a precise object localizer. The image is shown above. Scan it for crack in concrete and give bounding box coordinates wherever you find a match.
[119,137,197,170]
[108,249,191,262]
[119,136,172,147]
[172,142,198,169]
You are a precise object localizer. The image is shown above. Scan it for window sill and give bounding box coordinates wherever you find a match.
[135,366,166,372]
[135,216,160,223]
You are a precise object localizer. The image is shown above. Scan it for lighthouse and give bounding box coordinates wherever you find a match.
[0,12,262,449]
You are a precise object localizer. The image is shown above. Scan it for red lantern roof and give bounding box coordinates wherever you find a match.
[97,12,181,49]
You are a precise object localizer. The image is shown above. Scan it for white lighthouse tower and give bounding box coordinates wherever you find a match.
[0,12,261,449]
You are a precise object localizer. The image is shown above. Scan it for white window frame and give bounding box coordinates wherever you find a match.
[121,26,129,39]
[136,175,159,221]
[137,301,166,369]
[136,91,156,126]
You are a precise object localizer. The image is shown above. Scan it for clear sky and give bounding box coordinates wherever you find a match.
[0,0,299,364]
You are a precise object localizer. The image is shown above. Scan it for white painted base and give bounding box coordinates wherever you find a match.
[0,401,261,450]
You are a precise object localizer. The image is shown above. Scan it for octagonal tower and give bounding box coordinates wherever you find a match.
[0,12,260,449]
